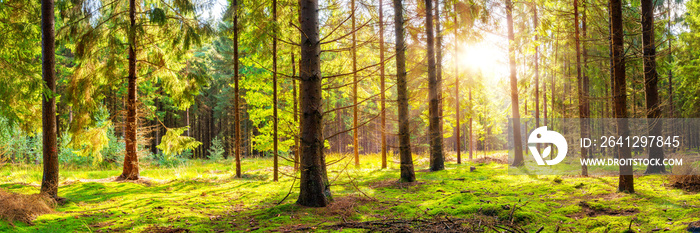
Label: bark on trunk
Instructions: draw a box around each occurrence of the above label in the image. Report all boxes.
[533,4,540,132]
[272,0,279,181]
[611,0,634,193]
[40,0,59,198]
[506,0,524,166]
[574,0,589,176]
[426,0,444,171]
[352,0,359,167]
[297,0,332,207]
[292,53,300,171]
[394,0,416,182]
[234,0,242,178]
[379,0,387,169]
[453,1,460,164]
[119,0,139,180]
[435,0,444,151]
[642,0,665,174]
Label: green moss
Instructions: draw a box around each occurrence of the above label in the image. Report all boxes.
[0,153,698,232]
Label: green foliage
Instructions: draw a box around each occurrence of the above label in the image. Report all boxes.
[58,131,92,167]
[157,127,202,157]
[67,106,114,165]
[0,117,41,164]
[152,150,190,168]
[207,136,226,161]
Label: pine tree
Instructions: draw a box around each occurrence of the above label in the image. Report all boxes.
[40,0,59,199]
[394,0,416,182]
[506,0,524,166]
[297,0,332,207]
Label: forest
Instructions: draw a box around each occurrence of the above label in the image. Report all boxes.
[1,0,700,231]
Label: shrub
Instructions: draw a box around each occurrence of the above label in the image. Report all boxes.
[207,136,225,161]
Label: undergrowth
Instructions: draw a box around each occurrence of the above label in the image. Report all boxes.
[0,152,697,232]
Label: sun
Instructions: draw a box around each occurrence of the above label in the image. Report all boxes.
[456,41,507,78]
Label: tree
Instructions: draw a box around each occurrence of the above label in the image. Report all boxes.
[40,0,59,199]
[394,0,416,182]
[453,0,460,164]
[272,0,279,182]
[426,0,444,172]
[292,53,299,171]
[574,0,589,176]
[642,0,665,174]
[506,0,524,166]
[379,0,388,169]
[532,2,540,136]
[233,0,242,178]
[435,0,444,158]
[297,0,332,207]
[119,0,139,180]
[352,0,360,167]
[611,0,634,193]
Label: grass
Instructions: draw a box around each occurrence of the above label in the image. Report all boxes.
[0,151,698,232]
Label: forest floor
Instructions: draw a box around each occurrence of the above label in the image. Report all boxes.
[0,151,698,232]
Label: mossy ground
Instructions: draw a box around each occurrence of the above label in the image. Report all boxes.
[0,152,698,232]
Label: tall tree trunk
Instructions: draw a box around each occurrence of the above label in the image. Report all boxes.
[506,0,524,166]
[611,0,634,193]
[469,87,473,160]
[352,0,360,167]
[642,0,665,173]
[379,0,387,169]
[272,0,279,181]
[234,0,242,178]
[667,0,674,151]
[394,0,416,182]
[582,0,591,157]
[574,0,589,176]
[120,0,139,180]
[453,0,460,164]
[426,0,444,171]
[533,3,540,131]
[40,0,59,198]
[297,0,331,207]
[435,0,444,151]
[292,53,299,171]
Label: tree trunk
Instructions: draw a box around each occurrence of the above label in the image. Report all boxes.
[574,0,589,176]
[379,0,387,169]
[426,0,444,171]
[352,0,360,167]
[435,0,444,154]
[234,0,242,178]
[533,3,540,131]
[469,88,473,160]
[453,0,460,164]
[272,0,279,181]
[506,0,524,166]
[119,0,139,181]
[40,0,59,199]
[611,0,634,193]
[292,53,300,171]
[297,0,331,207]
[667,0,674,151]
[394,0,416,182]
[642,0,665,174]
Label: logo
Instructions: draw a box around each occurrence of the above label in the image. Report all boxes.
[528,126,567,165]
